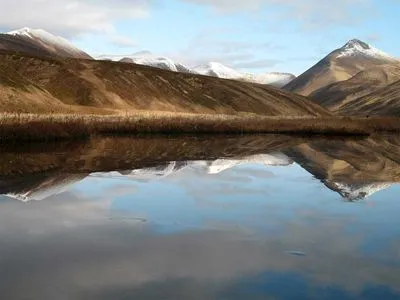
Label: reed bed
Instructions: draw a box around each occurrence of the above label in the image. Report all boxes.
[0,112,399,142]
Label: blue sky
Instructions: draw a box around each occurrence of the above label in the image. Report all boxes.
[0,0,399,74]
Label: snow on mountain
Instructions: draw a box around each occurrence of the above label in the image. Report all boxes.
[192,62,295,87]
[91,161,199,181]
[241,72,296,88]
[97,51,193,73]
[326,181,392,201]
[7,27,92,59]
[192,62,243,79]
[336,39,396,61]
[90,153,292,182]
[207,153,293,174]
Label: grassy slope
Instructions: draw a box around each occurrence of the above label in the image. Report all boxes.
[337,80,400,116]
[0,51,328,116]
[309,64,400,113]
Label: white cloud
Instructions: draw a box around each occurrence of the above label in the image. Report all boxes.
[180,0,370,27]
[0,0,150,37]
[167,33,282,71]
[108,35,139,48]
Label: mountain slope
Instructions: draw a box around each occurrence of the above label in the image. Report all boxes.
[1,27,91,59]
[309,63,400,111]
[284,39,398,96]
[0,51,328,116]
[337,80,400,116]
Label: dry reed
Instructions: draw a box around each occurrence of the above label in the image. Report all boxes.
[0,112,399,142]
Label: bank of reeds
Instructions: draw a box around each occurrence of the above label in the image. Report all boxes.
[0,112,399,142]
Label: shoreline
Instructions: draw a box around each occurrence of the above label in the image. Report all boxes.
[1,113,399,142]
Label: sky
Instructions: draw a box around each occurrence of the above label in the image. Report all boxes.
[0,0,399,75]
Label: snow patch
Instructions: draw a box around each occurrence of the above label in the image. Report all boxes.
[337,39,395,61]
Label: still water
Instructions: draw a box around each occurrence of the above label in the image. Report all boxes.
[0,135,399,300]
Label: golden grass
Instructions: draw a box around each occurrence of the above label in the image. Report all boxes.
[0,112,399,142]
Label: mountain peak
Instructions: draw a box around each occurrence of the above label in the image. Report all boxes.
[337,38,394,60]
[344,39,371,50]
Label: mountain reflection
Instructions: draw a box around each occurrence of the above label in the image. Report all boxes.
[1,134,399,201]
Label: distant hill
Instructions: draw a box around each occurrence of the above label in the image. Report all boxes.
[0,27,92,59]
[0,51,327,116]
[284,39,398,96]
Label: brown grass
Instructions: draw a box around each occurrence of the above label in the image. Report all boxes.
[0,112,399,142]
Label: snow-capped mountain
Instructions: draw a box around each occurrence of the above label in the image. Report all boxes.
[98,54,295,87]
[192,62,295,87]
[336,39,396,61]
[97,51,193,73]
[5,27,92,59]
[285,38,398,96]
[325,181,392,201]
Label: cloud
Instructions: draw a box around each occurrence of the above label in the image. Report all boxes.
[231,58,281,69]
[179,0,370,27]
[108,35,138,48]
[0,0,150,37]
[168,33,282,71]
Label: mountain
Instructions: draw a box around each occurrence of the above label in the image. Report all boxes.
[97,51,193,73]
[98,55,295,87]
[0,50,327,116]
[309,63,400,111]
[192,62,295,87]
[284,39,398,96]
[337,80,400,116]
[0,27,92,59]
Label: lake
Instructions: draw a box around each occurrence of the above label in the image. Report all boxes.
[0,134,399,300]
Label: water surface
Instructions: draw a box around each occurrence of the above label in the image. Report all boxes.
[0,135,399,300]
